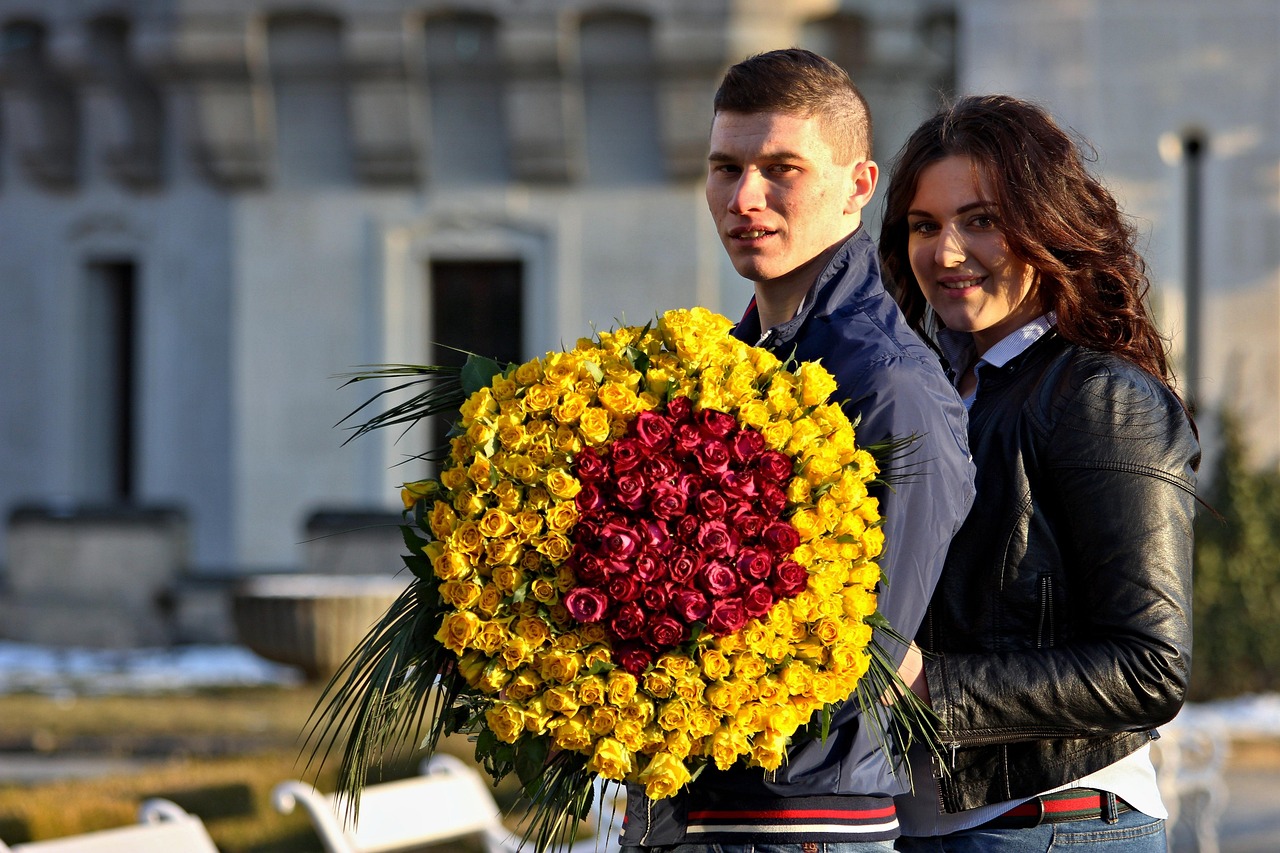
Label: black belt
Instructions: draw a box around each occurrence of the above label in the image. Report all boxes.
[978,788,1131,830]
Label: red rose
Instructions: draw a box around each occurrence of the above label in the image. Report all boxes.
[599,520,641,561]
[570,553,609,585]
[649,614,687,648]
[759,482,787,516]
[728,503,766,539]
[634,553,664,583]
[719,469,758,500]
[735,548,774,581]
[608,573,642,602]
[755,450,793,484]
[771,559,809,596]
[640,520,673,555]
[614,472,647,510]
[707,597,748,634]
[696,438,732,475]
[730,429,766,465]
[742,582,776,618]
[695,489,728,519]
[608,437,646,473]
[575,483,606,514]
[634,410,674,451]
[575,447,609,481]
[696,520,737,558]
[671,587,711,623]
[642,582,671,612]
[675,514,700,543]
[649,482,688,520]
[699,559,741,597]
[762,520,801,554]
[696,408,737,439]
[644,456,680,483]
[673,423,702,457]
[564,587,609,622]
[666,395,692,422]
[669,550,700,584]
[616,642,656,674]
[611,602,647,640]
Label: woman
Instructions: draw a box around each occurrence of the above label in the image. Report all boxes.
[878,94,1200,852]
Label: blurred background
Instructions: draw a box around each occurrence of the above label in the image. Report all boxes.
[0,0,1277,850]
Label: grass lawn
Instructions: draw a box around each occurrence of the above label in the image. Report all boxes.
[0,684,494,852]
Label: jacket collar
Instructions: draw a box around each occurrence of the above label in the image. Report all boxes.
[733,227,880,349]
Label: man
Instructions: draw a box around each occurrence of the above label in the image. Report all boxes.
[620,49,975,852]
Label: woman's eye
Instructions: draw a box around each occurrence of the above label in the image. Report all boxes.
[909,221,938,234]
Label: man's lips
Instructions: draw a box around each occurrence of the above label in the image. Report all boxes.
[728,225,775,241]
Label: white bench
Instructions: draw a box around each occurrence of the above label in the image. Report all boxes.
[0,799,219,853]
[274,753,624,853]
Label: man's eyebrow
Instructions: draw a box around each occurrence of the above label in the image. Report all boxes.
[707,149,811,164]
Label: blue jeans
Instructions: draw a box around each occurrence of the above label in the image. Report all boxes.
[893,807,1166,852]
[632,840,896,845]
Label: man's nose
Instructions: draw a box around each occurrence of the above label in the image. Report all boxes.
[729,168,766,213]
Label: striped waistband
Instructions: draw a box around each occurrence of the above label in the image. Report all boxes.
[684,795,899,842]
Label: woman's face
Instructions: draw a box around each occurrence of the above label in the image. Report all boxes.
[906,155,1041,355]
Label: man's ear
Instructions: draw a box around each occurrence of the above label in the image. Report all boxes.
[845,159,879,215]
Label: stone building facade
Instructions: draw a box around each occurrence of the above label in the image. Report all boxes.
[0,0,954,594]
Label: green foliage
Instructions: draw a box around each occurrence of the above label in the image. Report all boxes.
[1190,407,1280,700]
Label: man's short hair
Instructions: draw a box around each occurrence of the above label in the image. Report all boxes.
[713,48,873,164]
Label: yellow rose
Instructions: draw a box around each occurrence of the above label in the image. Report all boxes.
[476,584,503,617]
[639,752,691,800]
[477,508,514,539]
[543,685,581,715]
[543,352,579,388]
[440,579,482,610]
[529,577,558,604]
[478,664,512,694]
[643,670,674,699]
[606,670,638,706]
[440,466,469,491]
[536,533,574,563]
[521,384,558,414]
[589,737,634,780]
[657,699,691,732]
[400,479,440,509]
[750,729,791,771]
[614,719,645,752]
[699,649,731,682]
[491,563,524,595]
[491,375,517,401]
[514,615,552,647]
[664,730,694,761]
[473,620,510,654]
[621,696,656,725]
[544,469,581,501]
[436,611,480,654]
[544,502,578,534]
[577,675,607,706]
[459,387,498,422]
[589,705,620,736]
[539,650,583,684]
[428,501,458,538]
[761,419,794,452]
[553,392,589,425]
[552,712,594,752]
[578,408,612,445]
[500,635,534,671]
[433,549,472,582]
[710,724,750,770]
[513,359,544,386]
[505,668,543,701]
[484,537,522,567]
[704,681,740,713]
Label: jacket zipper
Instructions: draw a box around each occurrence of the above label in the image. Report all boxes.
[1036,574,1055,649]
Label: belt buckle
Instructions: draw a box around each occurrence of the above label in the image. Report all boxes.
[1030,795,1047,827]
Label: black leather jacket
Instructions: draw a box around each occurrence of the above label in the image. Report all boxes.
[918,331,1200,813]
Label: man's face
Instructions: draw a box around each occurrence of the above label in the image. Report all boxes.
[706,110,874,290]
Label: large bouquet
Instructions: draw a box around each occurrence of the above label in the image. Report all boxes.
[314,307,920,850]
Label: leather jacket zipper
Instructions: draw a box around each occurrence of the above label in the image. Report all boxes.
[1036,574,1055,649]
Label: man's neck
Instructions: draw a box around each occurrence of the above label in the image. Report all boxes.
[752,234,852,332]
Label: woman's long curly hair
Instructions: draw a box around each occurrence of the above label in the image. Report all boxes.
[880,94,1182,400]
